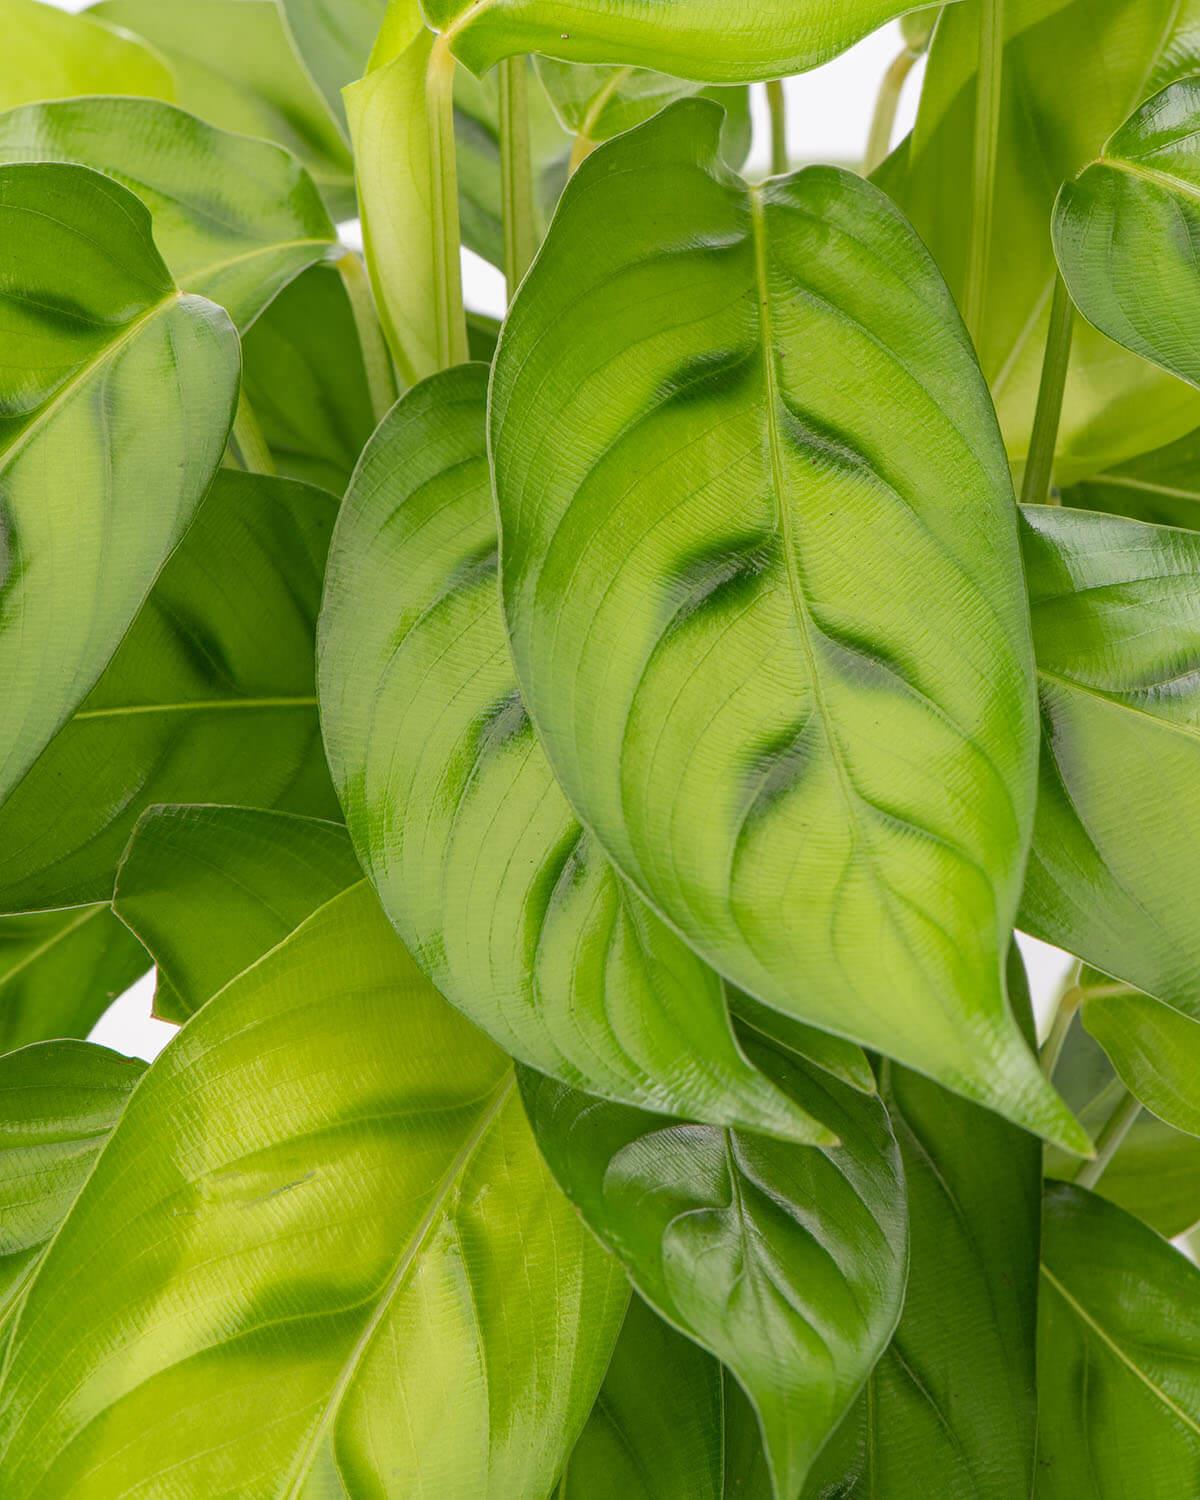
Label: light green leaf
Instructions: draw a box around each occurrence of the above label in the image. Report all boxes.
[1038,1184,1200,1499]
[492,100,1085,1151]
[279,0,387,129]
[1083,987,1200,1138]
[0,0,173,110]
[95,0,356,218]
[1019,505,1200,1022]
[893,0,1200,483]
[0,97,338,331]
[241,264,377,493]
[0,1041,144,1325]
[114,805,361,1022]
[521,1024,908,1500]
[0,909,147,1054]
[0,471,340,912]
[319,361,842,1140]
[556,1295,773,1499]
[802,947,1040,1498]
[0,877,627,1494]
[422,0,962,84]
[1055,78,1200,394]
[1063,426,1200,529]
[0,162,238,810]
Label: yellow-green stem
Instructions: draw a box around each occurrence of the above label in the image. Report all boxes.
[765,79,788,176]
[865,49,917,175]
[499,57,537,297]
[963,0,1004,340]
[231,389,275,475]
[428,35,469,371]
[1020,273,1076,506]
[336,250,398,421]
[1074,1089,1142,1190]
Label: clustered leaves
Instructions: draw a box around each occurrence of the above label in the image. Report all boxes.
[1,0,1198,1495]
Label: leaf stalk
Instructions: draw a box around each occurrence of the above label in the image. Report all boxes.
[1020,273,1076,506]
[499,57,538,296]
[335,250,399,422]
[963,0,1004,340]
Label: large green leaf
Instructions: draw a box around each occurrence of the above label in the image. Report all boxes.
[1019,505,1200,1021]
[556,1295,773,1499]
[522,1026,907,1500]
[241,264,376,493]
[0,1042,144,1326]
[1038,1184,1200,1498]
[0,910,146,1054]
[492,100,1084,1151]
[279,0,387,129]
[1055,78,1200,395]
[95,0,355,218]
[0,162,238,809]
[1083,987,1200,1138]
[1063,426,1200,529]
[0,471,340,912]
[0,97,337,332]
[0,877,627,1493]
[0,0,173,110]
[423,0,961,83]
[893,0,1200,482]
[319,361,846,1140]
[114,805,360,1022]
[802,948,1040,1498]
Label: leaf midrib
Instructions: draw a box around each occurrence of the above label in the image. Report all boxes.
[0,907,104,989]
[72,696,318,722]
[1094,152,1200,208]
[1038,667,1200,743]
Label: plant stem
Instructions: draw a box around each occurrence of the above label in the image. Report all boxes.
[427,34,469,372]
[1020,273,1075,506]
[499,56,537,297]
[765,80,788,176]
[962,0,1004,340]
[230,389,275,475]
[865,49,917,175]
[1074,1089,1142,1191]
[336,250,398,422]
[1040,971,1081,1080]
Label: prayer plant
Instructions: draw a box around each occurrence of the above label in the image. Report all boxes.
[1,0,1199,1493]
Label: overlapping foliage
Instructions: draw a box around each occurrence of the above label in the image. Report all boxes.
[0,0,1197,1494]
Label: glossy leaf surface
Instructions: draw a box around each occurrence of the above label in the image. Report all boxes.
[0,1042,144,1324]
[0,472,340,912]
[522,1025,907,1500]
[96,0,355,217]
[0,0,173,110]
[0,877,626,1495]
[556,1295,772,1499]
[1020,505,1200,1021]
[0,98,337,331]
[424,0,960,84]
[1038,1184,1200,1499]
[803,950,1040,1498]
[0,163,238,810]
[1083,987,1200,1138]
[0,909,146,1054]
[115,805,360,1022]
[493,100,1082,1150]
[1055,79,1200,394]
[241,265,376,493]
[1064,426,1200,529]
[319,362,836,1141]
[894,0,1200,481]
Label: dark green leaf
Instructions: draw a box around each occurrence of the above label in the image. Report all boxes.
[1063,426,1200,528]
[491,100,1085,1151]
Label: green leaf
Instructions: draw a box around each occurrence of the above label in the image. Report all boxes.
[1063,426,1200,529]
[0,97,337,332]
[423,0,961,84]
[240,264,377,493]
[893,0,1200,483]
[0,471,340,912]
[802,947,1040,1498]
[1055,79,1200,395]
[319,361,841,1141]
[0,909,147,1054]
[557,1295,772,1499]
[491,99,1085,1151]
[1082,987,1200,1138]
[0,0,173,110]
[0,877,627,1494]
[0,162,238,810]
[95,0,356,219]
[1019,505,1200,1022]
[279,0,387,129]
[114,805,361,1022]
[521,1025,908,1500]
[1047,1014,1200,1239]
[1038,1184,1200,1498]
[0,1041,144,1324]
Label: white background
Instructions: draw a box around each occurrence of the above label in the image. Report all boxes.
[40,1,1073,1058]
